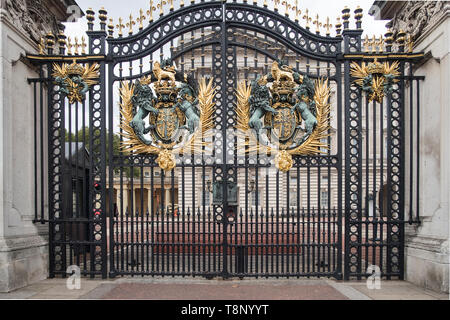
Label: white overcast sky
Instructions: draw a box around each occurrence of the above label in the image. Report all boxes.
[64,0,390,40]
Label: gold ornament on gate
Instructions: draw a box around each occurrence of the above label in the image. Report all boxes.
[119,59,216,171]
[275,151,294,172]
[52,61,100,104]
[156,149,176,172]
[235,60,331,173]
[350,58,400,103]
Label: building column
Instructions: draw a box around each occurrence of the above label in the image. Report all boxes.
[122,188,129,215]
[165,188,171,208]
[147,187,152,215]
[132,188,137,216]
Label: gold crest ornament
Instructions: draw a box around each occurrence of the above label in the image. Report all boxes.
[119,59,216,171]
[350,58,400,103]
[236,61,331,172]
[52,61,100,104]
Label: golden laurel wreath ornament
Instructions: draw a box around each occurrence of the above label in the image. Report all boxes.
[350,58,400,103]
[119,60,216,171]
[52,61,100,104]
[235,61,331,172]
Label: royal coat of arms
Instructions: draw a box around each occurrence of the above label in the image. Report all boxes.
[236,61,331,172]
[119,59,216,171]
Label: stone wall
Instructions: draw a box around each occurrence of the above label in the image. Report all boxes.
[371,0,450,294]
[0,0,80,292]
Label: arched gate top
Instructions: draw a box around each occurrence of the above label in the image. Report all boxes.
[107,1,343,63]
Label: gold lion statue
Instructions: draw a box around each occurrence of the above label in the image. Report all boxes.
[271,61,294,83]
[153,61,176,84]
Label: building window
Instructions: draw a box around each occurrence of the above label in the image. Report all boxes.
[203,191,211,206]
[251,190,260,207]
[144,171,150,177]
[289,191,298,207]
[320,190,329,208]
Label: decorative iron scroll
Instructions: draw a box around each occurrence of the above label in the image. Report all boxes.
[52,61,100,104]
[119,59,216,171]
[236,61,331,172]
[350,58,400,103]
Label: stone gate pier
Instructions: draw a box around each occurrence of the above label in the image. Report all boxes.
[0,0,80,293]
[371,0,450,293]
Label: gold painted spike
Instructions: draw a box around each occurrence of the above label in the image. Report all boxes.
[66,37,73,55]
[371,35,377,53]
[282,1,291,17]
[363,35,370,52]
[74,37,80,55]
[116,17,125,37]
[126,14,136,35]
[147,0,156,22]
[292,0,301,22]
[273,0,281,12]
[168,0,174,11]
[376,35,385,53]
[313,14,322,34]
[303,9,312,30]
[324,17,332,36]
[137,9,146,30]
[81,36,87,55]
[157,0,167,17]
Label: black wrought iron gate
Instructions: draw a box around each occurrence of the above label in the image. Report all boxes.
[28,1,424,280]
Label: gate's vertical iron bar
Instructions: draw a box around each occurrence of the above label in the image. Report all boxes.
[265,167,269,275]
[161,169,165,273]
[33,82,38,223]
[171,169,175,274]
[221,0,229,278]
[379,98,385,274]
[409,66,414,224]
[286,171,289,275]
[276,170,280,276]
[68,91,73,268]
[181,167,185,274]
[108,46,115,276]
[365,96,370,272]
[40,67,45,224]
[141,163,145,272]
[398,62,406,280]
[373,97,378,268]
[307,166,311,274]
[296,166,300,275]
[336,58,343,279]
[47,62,56,277]
[151,166,155,273]
[75,99,80,268]
[416,79,420,223]
[386,90,393,279]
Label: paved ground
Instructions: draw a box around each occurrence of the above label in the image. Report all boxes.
[0,278,447,300]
